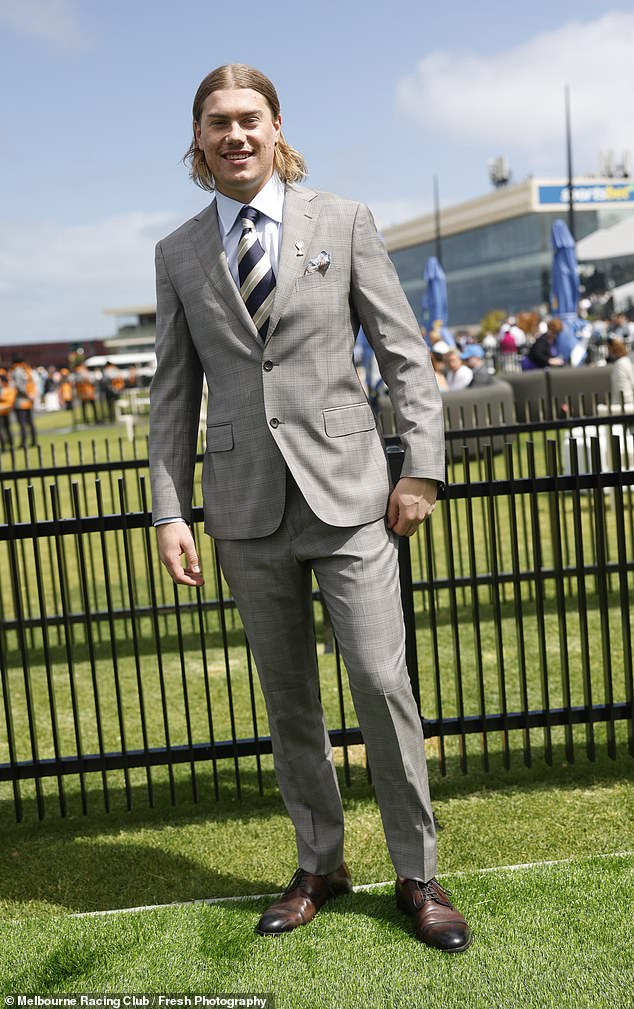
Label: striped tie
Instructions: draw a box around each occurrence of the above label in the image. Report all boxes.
[237,206,276,340]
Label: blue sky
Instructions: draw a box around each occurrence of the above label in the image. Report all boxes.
[1,0,633,345]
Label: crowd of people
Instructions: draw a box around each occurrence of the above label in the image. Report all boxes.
[0,358,138,452]
[422,311,634,401]
[353,310,634,411]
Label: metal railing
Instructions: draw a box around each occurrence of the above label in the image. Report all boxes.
[1,415,633,820]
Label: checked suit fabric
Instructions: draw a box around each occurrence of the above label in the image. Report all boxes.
[237,205,276,340]
[150,185,447,880]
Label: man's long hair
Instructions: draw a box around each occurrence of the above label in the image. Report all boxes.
[184,64,307,191]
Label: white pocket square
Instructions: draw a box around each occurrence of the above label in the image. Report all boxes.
[304,250,331,275]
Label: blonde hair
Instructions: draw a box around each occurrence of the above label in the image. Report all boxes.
[184,64,307,191]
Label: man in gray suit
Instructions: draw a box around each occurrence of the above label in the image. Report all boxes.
[149,64,471,952]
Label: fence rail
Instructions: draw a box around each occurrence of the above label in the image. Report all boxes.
[1,414,634,820]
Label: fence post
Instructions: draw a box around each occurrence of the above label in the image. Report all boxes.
[386,445,421,710]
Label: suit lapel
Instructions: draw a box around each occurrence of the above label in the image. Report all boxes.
[188,201,260,340]
[266,185,319,342]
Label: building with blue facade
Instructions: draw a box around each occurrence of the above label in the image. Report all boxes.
[382,177,634,327]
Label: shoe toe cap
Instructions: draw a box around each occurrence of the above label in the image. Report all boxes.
[256,911,296,934]
[421,922,472,951]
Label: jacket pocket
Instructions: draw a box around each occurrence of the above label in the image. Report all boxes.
[323,402,376,438]
[294,267,339,289]
[206,422,234,452]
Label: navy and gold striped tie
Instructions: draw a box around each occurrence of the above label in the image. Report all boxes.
[237,206,276,340]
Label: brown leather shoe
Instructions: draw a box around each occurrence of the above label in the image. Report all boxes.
[396,877,472,952]
[255,864,353,935]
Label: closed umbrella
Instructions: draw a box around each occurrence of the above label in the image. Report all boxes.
[422,256,451,345]
[551,219,582,363]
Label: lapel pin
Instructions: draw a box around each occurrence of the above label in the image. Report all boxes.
[295,241,305,256]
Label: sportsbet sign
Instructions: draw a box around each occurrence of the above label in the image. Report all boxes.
[538,183,634,206]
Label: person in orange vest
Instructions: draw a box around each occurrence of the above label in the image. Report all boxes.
[102,361,124,422]
[0,368,17,452]
[74,364,98,424]
[10,356,38,449]
[58,368,74,413]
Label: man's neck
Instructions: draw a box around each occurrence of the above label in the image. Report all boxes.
[216,170,276,205]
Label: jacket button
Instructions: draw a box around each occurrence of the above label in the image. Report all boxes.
[263,360,274,372]
[269,417,279,429]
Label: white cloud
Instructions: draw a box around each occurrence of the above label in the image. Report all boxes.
[0,211,179,343]
[397,12,634,173]
[0,0,92,51]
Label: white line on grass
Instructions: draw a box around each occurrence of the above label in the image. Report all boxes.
[69,849,634,919]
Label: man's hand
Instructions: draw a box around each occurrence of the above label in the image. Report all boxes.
[156,522,205,587]
[386,477,438,537]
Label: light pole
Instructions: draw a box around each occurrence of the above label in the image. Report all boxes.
[433,174,442,265]
[565,84,575,240]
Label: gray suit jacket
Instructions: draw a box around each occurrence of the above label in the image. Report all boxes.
[149,184,445,540]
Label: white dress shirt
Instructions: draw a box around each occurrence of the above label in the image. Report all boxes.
[214,172,285,285]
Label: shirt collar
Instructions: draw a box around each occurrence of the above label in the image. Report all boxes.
[215,173,285,237]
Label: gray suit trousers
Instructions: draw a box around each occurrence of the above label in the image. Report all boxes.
[215,470,437,882]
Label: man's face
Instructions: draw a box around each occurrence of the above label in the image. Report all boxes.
[445,351,461,372]
[195,88,281,203]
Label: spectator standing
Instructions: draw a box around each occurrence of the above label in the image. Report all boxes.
[102,362,123,422]
[58,368,74,413]
[10,357,38,449]
[499,326,517,354]
[74,365,99,424]
[498,317,524,349]
[42,368,61,412]
[0,369,16,452]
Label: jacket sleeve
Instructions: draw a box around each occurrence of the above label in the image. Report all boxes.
[149,241,204,524]
[349,203,446,484]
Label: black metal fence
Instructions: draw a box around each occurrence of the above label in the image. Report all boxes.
[1,414,633,821]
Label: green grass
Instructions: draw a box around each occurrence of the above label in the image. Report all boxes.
[2,408,634,1005]
[2,746,634,1009]
[5,855,632,1009]
[2,742,633,916]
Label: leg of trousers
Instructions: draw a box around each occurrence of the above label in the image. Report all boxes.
[215,472,437,882]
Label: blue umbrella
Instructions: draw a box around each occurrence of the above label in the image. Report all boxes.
[422,256,451,345]
[551,219,582,363]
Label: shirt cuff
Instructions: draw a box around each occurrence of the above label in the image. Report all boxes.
[153,516,187,527]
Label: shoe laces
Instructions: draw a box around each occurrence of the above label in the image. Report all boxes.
[284,867,338,898]
[415,878,452,904]
[284,868,307,893]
